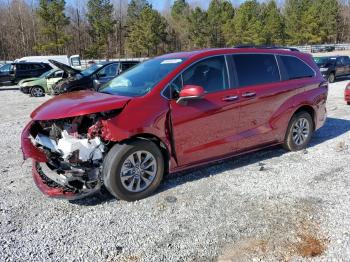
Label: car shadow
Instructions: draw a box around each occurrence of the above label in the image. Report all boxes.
[70,117,350,206]
[0,87,19,91]
[333,75,350,82]
[310,117,350,146]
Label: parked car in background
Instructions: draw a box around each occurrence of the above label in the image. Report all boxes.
[51,59,139,95]
[19,69,67,97]
[0,62,52,85]
[311,45,335,53]
[21,47,328,201]
[16,55,81,69]
[313,56,350,83]
[0,63,12,85]
[345,82,350,105]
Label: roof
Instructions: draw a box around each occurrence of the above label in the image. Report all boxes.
[12,61,49,64]
[158,47,302,60]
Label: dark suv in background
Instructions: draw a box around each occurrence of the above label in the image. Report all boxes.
[0,62,52,85]
[314,56,350,82]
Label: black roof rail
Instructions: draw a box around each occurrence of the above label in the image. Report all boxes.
[234,45,300,52]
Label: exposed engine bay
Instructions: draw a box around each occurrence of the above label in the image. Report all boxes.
[52,77,74,95]
[28,112,117,197]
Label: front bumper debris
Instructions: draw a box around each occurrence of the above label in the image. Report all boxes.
[21,119,106,199]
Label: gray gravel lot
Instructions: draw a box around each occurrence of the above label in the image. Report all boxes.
[1,79,350,262]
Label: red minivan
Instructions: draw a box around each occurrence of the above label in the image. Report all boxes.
[21,47,328,201]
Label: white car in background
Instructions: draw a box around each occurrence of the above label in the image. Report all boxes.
[15,55,81,70]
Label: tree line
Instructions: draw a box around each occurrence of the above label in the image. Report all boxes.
[1,0,350,60]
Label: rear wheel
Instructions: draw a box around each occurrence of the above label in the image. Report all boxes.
[283,111,314,151]
[30,86,45,97]
[328,72,335,83]
[103,139,164,201]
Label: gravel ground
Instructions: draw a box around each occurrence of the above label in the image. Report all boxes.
[1,79,350,262]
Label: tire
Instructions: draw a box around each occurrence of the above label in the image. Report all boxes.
[283,111,314,151]
[103,139,164,201]
[328,72,335,83]
[30,86,45,97]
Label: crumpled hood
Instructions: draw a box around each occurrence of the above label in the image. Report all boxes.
[31,90,131,120]
[49,59,81,76]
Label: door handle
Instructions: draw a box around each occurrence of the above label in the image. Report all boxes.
[222,95,239,102]
[241,92,256,98]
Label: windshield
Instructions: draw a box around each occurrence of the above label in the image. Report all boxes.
[313,57,335,66]
[80,63,104,76]
[40,69,56,78]
[100,58,186,97]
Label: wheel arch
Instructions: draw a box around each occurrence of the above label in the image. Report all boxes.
[118,133,171,174]
[292,104,316,131]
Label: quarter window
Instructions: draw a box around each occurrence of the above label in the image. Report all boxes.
[279,56,314,80]
[232,54,280,87]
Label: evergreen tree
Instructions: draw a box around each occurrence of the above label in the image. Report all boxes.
[207,0,234,47]
[187,7,210,48]
[224,0,264,46]
[127,0,151,27]
[300,0,321,44]
[284,0,305,45]
[86,0,115,58]
[170,0,190,50]
[36,0,70,54]
[317,0,340,43]
[126,6,167,56]
[261,0,285,45]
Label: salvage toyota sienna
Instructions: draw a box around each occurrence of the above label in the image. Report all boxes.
[21,47,328,201]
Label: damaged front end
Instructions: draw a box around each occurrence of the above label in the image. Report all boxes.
[22,113,115,199]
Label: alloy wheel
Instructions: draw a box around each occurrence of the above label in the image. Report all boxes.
[120,150,157,193]
[292,117,310,145]
[32,87,44,97]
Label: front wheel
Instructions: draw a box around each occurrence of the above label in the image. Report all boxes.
[30,86,45,97]
[103,139,164,201]
[283,111,314,151]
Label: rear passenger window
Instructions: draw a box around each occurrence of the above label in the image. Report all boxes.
[233,54,280,87]
[16,64,28,70]
[279,56,314,80]
[31,64,43,70]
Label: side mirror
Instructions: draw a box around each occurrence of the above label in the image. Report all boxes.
[9,70,14,75]
[93,79,101,90]
[177,85,205,104]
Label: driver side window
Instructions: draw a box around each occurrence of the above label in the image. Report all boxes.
[98,64,118,78]
[170,56,229,99]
